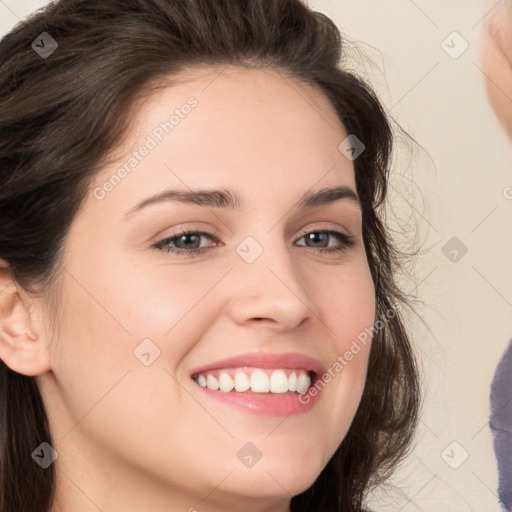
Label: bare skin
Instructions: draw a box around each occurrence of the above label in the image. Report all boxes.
[0,65,376,512]
[480,0,512,139]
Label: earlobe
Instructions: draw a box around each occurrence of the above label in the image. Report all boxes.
[0,267,52,376]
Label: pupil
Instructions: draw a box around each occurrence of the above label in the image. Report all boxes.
[179,234,199,248]
[309,233,326,247]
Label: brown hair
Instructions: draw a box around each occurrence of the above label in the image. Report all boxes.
[0,0,421,510]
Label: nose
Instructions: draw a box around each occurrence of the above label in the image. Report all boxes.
[225,236,315,332]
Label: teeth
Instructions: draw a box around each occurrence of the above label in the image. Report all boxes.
[206,375,219,390]
[251,369,269,392]
[269,370,289,393]
[194,368,312,394]
[234,371,251,392]
[296,372,310,393]
[288,372,297,392]
[218,372,234,392]
[197,374,207,388]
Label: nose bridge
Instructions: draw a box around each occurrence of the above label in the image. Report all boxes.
[226,228,314,327]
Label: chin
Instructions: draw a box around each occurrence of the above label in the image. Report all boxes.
[223,453,326,499]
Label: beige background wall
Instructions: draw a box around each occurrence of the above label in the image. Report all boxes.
[1,0,511,510]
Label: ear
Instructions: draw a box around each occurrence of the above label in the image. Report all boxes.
[0,259,52,376]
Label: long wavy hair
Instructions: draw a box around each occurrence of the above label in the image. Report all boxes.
[0,0,421,510]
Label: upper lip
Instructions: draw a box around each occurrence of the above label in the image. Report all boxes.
[189,351,325,379]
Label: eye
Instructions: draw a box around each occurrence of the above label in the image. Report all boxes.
[152,228,356,256]
[152,229,219,255]
[295,229,356,253]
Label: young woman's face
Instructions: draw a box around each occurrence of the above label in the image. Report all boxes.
[38,65,376,511]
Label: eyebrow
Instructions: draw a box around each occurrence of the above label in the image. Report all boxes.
[122,185,360,220]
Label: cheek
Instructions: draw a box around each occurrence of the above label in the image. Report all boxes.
[47,262,218,475]
[62,252,225,347]
[104,253,230,338]
[48,272,141,428]
[311,261,375,411]
[48,257,229,427]
[317,261,376,353]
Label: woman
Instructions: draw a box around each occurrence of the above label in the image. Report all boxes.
[0,0,421,511]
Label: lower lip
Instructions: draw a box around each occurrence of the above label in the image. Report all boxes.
[191,380,322,416]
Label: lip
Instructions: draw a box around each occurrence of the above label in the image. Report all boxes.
[189,351,325,417]
[189,351,325,378]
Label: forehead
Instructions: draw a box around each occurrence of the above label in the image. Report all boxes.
[90,64,356,209]
[134,63,345,129]
[115,64,347,153]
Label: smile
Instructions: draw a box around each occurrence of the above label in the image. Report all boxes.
[192,367,313,394]
[189,351,325,416]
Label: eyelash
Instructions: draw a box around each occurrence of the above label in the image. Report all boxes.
[152,228,356,256]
